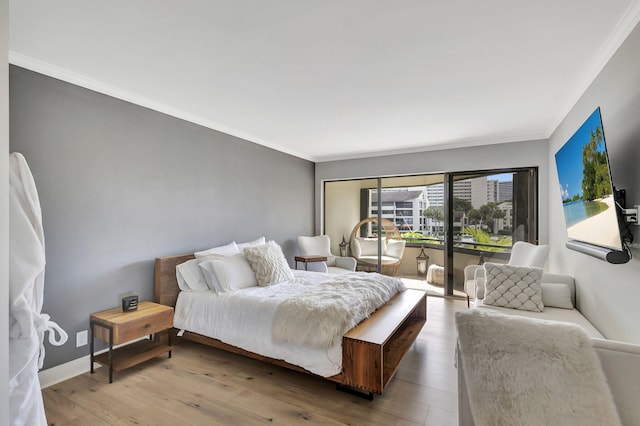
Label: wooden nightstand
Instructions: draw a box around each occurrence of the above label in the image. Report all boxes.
[90,301,173,383]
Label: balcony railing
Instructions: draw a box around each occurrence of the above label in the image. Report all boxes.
[401,236,512,254]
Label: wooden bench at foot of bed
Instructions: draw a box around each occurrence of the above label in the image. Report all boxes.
[154,254,427,396]
[336,288,426,394]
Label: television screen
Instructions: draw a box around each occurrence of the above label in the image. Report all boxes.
[554,107,623,251]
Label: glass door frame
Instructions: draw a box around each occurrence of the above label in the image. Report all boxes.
[322,166,539,297]
[444,167,539,296]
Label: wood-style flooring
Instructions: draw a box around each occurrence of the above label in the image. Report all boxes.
[43,296,467,425]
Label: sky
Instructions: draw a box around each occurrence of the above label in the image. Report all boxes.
[490,173,513,182]
[554,107,609,201]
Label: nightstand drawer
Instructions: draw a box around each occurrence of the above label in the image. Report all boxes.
[112,309,173,343]
[92,302,174,344]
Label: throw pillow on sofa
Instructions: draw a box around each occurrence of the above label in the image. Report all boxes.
[541,282,573,309]
[483,263,544,312]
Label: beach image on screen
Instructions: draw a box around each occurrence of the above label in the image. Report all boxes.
[554,108,622,250]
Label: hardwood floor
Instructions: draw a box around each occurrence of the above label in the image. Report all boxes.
[43,296,467,425]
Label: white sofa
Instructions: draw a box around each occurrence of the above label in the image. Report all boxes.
[458,273,640,426]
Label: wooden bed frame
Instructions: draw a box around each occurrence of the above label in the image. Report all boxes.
[154,253,427,396]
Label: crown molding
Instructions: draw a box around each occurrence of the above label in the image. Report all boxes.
[8,52,313,162]
[556,0,640,127]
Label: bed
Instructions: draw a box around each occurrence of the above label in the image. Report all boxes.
[154,250,427,397]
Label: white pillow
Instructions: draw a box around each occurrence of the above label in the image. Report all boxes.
[483,263,544,312]
[176,259,209,291]
[194,241,240,258]
[385,239,405,259]
[244,241,294,286]
[356,237,385,257]
[237,236,266,251]
[207,254,257,292]
[541,283,574,309]
[193,243,240,292]
[197,259,225,293]
[350,239,362,259]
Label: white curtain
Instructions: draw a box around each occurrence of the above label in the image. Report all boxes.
[9,153,67,426]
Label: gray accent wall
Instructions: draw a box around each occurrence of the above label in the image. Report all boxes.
[547,22,640,344]
[9,66,315,369]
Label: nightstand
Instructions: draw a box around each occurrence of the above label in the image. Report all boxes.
[90,301,173,383]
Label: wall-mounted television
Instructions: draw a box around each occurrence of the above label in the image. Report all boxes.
[554,107,627,260]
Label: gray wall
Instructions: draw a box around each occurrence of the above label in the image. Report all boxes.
[9,66,315,369]
[315,140,549,241]
[1,0,10,421]
[547,22,640,343]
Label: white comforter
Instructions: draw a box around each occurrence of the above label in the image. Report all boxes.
[174,270,403,377]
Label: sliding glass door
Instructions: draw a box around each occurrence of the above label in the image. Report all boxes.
[324,175,445,276]
[323,167,538,297]
[447,168,538,296]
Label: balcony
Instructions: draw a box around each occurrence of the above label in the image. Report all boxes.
[390,238,511,298]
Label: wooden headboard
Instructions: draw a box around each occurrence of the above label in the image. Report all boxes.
[154,253,195,307]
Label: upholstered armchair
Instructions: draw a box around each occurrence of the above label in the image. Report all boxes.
[297,235,357,274]
[463,241,550,306]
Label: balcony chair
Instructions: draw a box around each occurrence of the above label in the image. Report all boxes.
[296,235,357,274]
[463,241,550,307]
[348,217,406,276]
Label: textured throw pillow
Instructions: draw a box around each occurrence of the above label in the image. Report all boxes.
[202,254,257,292]
[176,259,209,291]
[541,283,574,309]
[244,241,294,286]
[483,263,544,312]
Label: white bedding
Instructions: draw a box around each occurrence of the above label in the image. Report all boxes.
[173,270,399,377]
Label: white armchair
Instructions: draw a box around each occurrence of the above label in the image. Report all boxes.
[463,241,550,306]
[297,235,357,274]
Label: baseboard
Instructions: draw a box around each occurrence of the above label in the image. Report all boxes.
[38,355,97,389]
[38,337,147,389]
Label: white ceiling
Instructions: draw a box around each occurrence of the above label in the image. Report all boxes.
[9,1,640,162]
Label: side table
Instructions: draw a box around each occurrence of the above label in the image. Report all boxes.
[90,301,173,383]
[294,255,328,270]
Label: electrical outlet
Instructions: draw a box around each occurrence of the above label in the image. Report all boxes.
[76,330,88,347]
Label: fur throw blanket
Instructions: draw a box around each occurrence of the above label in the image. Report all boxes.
[455,309,620,426]
[273,273,405,349]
